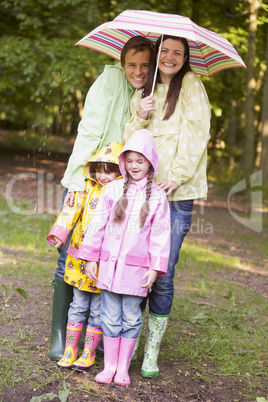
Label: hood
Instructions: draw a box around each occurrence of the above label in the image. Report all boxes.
[119,129,159,178]
[83,142,123,180]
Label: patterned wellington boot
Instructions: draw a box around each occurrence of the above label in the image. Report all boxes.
[57,322,83,369]
[114,337,137,386]
[95,336,120,384]
[72,326,103,371]
[141,313,169,378]
[130,310,145,366]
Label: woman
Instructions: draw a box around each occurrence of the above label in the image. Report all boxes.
[123,35,211,378]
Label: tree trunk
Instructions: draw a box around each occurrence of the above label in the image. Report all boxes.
[260,23,268,182]
[244,0,262,175]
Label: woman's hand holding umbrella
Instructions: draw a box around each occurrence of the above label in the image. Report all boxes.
[137,95,155,120]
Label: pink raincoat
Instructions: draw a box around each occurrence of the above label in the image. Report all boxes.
[78,129,171,297]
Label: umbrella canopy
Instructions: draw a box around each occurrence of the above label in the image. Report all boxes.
[76,9,246,77]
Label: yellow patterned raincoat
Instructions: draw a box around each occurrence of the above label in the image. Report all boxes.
[47,142,123,292]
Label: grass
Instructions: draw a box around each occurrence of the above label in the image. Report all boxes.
[0,194,268,400]
[163,239,268,394]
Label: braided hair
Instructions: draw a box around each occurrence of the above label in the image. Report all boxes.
[139,165,154,227]
[113,172,132,224]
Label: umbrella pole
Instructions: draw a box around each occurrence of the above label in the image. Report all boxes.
[150,35,163,96]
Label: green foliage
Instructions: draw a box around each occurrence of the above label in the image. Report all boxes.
[29,381,70,402]
[1,282,28,308]
[0,0,267,173]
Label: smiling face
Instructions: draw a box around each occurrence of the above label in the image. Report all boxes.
[125,151,151,182]
[123,49,151,89]
[95,167,119,186]
[158,38,187,84]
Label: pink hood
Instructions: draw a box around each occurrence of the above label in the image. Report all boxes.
[119,129,159,178]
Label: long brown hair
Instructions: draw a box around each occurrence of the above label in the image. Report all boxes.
[113,165,154,228]
[143,35,191,120]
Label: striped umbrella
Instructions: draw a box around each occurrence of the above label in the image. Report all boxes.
[76,9,246,77]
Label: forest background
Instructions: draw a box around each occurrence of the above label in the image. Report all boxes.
[0,0,268,184]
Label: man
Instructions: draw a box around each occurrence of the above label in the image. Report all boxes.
[49,36,153,361]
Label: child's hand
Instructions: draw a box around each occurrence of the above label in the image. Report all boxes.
[85,261,98,282]
[52,236,63,248]
[141,270,158,289]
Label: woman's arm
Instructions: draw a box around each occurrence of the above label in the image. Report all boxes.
[148,192,171,276]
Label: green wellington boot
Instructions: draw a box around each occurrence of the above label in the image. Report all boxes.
[141,313,169,378]
[48,276,73,361]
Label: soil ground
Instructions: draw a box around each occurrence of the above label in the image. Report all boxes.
[0,144,267,401]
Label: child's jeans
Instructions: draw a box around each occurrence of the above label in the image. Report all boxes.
[100,290,142,339]
[68,287,101,327]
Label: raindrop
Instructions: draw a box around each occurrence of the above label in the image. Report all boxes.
[43,142,46,146]
[27,154,30,158]
[48,152,51,156]
[47,173,54,180]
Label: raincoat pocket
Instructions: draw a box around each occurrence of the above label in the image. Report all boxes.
[100,250,110,261]
[125,255,149,267]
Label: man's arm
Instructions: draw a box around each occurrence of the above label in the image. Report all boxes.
[61,66,126,192]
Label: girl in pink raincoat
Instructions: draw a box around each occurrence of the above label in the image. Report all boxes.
[77,129,171,386]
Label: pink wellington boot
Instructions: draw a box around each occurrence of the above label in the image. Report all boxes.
[72,326,103,371]
[57,322,83,369]
[95,336,120,384]
[114,337,137,386]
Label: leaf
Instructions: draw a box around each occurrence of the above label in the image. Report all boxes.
[30,393,57,401]
[1,284,7,296]
[190,312,219,326]
[58,389,70,402]
[58,380,70,402]
[224,290,233,299]
[15,288,28,298]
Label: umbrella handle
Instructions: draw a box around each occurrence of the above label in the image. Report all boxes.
[150,35,163,96]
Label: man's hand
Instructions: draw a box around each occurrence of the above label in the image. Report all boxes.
[141,270,158,289]
[63,191,75,207]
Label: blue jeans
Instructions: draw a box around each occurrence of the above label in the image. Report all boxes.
[54,188,74,279]
[141,200,194,315]
[68,287,101,327]
[100,290,143,339]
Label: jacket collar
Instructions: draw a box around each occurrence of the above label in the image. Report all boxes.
[129,175,148,189]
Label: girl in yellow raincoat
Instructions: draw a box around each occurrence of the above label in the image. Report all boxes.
[47,142,123,370]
